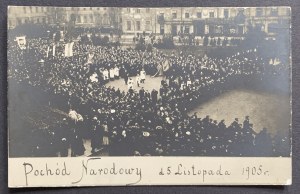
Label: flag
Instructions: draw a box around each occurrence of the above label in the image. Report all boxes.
[204,25,209,34]
[15,36,26,50]
[162,59,170,72]
[46,46,50,58]
[52,45,56,56]
[86,52,94,64]
[69,42,74,56]
[60,31,64,41]
[64,42,74,57]
[152,63,163,77]
[68,110,83,122]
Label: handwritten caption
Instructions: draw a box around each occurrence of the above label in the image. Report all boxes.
[21,158,272,186]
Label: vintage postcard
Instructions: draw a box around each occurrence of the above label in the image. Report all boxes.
[7,6,292,187]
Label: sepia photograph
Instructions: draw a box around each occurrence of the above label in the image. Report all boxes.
[7,6,292,186]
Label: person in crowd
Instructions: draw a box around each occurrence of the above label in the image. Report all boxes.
[140,68,146,83]
[136,74,141,87]
[128,77,134,89]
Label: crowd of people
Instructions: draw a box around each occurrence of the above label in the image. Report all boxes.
[8,35,290,157]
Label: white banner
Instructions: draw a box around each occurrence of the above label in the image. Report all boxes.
[16,36,26,50]
[64,42,74,57]
[52,45,56,56]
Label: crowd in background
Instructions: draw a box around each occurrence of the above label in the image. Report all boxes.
[8,36,290,157]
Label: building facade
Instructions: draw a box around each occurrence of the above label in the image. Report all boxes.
[8,6,121,30]
[120,7,290,36]
[245,7,290,35]
[8,6,53,29]
[121,7,247,36]
[8,6,290,36]
[63,7,120,29]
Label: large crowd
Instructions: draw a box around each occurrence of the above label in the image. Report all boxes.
[8,35,290,157]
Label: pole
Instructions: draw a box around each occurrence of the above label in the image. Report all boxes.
[155,9,157,35]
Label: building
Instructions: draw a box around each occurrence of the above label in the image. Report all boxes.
[121,7,246,36]
[120,7,290,36]
[8,6,290,37]
[8,6,121,30]
[8,6,54,29]
[245,7,290,36]
[63,7,121,29]
[120,8,155,34]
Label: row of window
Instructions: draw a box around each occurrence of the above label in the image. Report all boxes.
[8,17,48,27]
[125,8,280,18]
[126,20,151,31]
[126,8,150,13]
[19,7,110,14]
[71,7,107,11]
[75,14,109,25]
[17,7,281,18]
[22,7,50,14]
[256,7,279,17]
[168,11,217,19]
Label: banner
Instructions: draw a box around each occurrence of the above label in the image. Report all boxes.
[86,52,94,64]
[16,36,26,50]
[52,45,56,56]
[204,25,209,34]
[162,59,170,72]
[64,42,74,57]
[46,46,50,58]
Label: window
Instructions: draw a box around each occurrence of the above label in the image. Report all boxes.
[127,21,131,31]
[84,15,87,23]
[77,16,81,23]
[37,18,40,23]
[42,18,46,23]
[23,7,26,14]
[256,8,263,17]
[127,8,130,13]
[224,9,229,18]
[103,14,109,25]
[136,21,141,31]
[270,7,278,16]
[209,11,214,18]
[97,8,100,10]
[90,15,93,22]
[145,21,151,31]
[184,25,190,34]
[146,8,150,13]
[158,13,164,23]
[136,8,140,13]
[172,12,177,19]
[185,12,190,18]
[286,8,291,16]
[160,24,164,35]
[36,7,38,12]
[196,12,202,18]
[90,7,92,10]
